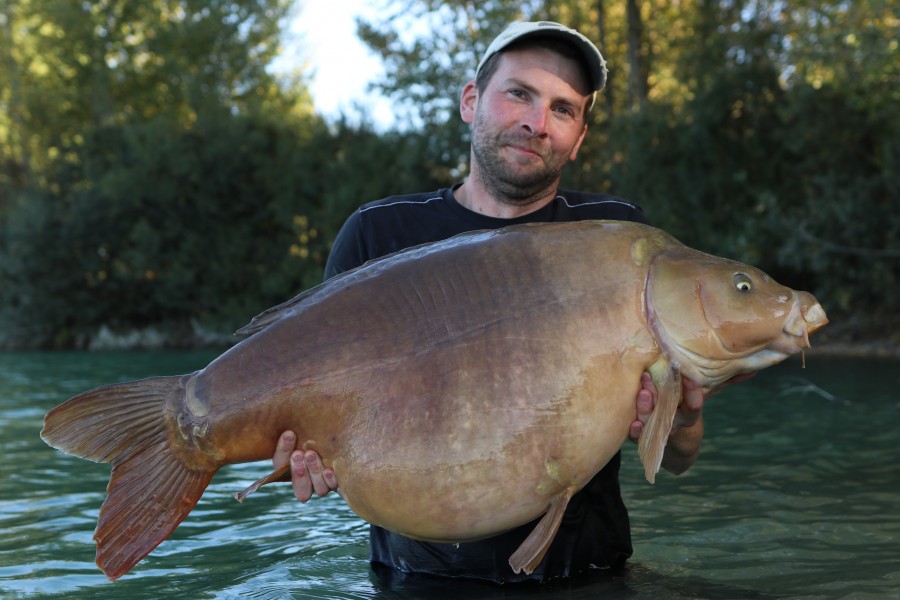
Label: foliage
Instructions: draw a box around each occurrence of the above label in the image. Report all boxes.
[356,0,899,340]
[1,0,897,347]
[594,0,900,337]
[1,0,298,188]
[0,0,442,348]
[1,110,445,347]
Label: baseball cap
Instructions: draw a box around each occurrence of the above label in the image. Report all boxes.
[476,21,608,101]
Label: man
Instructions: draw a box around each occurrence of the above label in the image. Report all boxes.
[272,21,725,583]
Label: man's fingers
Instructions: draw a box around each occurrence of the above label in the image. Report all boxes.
[274,431,339,502]
[681,378,705,413]
[273,430,297,468]
[629,420,644,443]
[290,450,339,502]
[322,467,339,491]
[270,431,298,483]
[306,451,339,495]
[630,372,657,444]
[291,451,314,502]
[303,450,333,497]
[636,387,654,420]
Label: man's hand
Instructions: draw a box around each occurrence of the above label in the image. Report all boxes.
[272,430,339,503]
[629,371,757,474]
[629,372,658,444]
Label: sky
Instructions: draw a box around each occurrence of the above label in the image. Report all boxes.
[273,1,396,128]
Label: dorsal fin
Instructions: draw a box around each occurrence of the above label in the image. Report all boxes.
[234,285,324,336]
[234,233,488,337]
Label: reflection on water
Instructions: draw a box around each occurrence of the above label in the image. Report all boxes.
[1,351,898,599]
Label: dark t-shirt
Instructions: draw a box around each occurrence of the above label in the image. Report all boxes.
[324,185,649,583]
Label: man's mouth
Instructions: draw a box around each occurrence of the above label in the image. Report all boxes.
[506,143,543,160]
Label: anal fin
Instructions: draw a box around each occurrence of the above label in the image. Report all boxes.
[234,464,291,503]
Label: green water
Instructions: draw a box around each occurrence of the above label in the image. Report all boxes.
[1,351,898,599]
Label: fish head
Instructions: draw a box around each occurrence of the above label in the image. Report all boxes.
[647,249,828,387]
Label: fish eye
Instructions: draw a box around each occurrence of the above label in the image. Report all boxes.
[734,273,752,292]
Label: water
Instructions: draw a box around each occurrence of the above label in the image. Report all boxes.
[1,351,898,599]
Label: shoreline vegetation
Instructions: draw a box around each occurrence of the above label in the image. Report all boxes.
[3,4,896,363]
[806,320,900,359]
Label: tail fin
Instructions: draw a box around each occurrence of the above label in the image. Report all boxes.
[41,376,216,581]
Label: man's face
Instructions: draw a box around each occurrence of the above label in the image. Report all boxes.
[464,47,591,204]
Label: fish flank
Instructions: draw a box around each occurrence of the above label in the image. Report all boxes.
[38,220,828,579]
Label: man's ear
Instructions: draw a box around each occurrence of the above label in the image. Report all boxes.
[569,123,588,161]
[460,81,478,124]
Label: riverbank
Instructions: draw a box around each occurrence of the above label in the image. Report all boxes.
[811,341,900,359]
[808,319,900,359]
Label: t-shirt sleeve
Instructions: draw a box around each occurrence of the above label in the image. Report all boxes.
[324,210,368,280]
[631,204,651,226]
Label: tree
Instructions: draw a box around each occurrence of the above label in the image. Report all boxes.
[0,0,319,347]
[355,0,899,337]
[2,0,896,346]
[624,0,648,110]
[0,0,300,188]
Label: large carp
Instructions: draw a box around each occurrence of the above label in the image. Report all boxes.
[42,220,827,581]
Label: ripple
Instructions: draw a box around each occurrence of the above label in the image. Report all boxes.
[3,354,899,599]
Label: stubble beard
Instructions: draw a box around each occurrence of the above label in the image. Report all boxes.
[470,110,571,208]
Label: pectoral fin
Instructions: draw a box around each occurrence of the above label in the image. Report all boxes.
[508,487,574,575]
[638,358,682,484]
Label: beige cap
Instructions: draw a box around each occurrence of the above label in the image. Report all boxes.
[476,21,608,97]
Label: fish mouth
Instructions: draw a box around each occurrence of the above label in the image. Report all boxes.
[773,295,829,354]
[667,294,829,386]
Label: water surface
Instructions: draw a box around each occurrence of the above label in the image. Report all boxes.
[1,351,897,599]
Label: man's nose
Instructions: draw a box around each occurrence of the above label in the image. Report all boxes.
[522,105,549,137]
